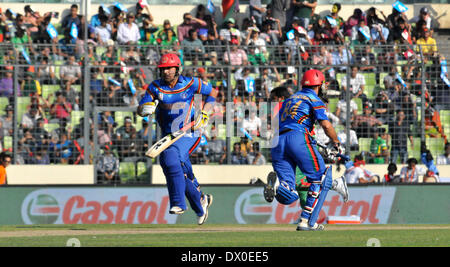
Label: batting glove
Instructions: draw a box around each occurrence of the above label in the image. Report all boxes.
[327,142,343,162]
[193,110,209,131]
[140,100,158,116]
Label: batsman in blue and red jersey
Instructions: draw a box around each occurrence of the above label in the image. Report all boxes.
[137,53,217,225]
[264,69,348,231]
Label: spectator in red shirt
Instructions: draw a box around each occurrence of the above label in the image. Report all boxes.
[50,92,72,120]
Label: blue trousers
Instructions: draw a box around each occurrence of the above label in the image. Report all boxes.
[159,133,204,216]
[271,130,326,210]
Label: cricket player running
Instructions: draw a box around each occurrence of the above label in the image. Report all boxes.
[264,69,349,231]
[137,53,217,225]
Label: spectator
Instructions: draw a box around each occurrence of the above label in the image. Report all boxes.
[203,29,223,56]
[291,0,317,29]
[231,142,248,164]
[344,8,365,37]
[0,152,11,186]
[332,45,353,73]
[50,92,72,121]
[135,3,155,36]
[352,102,383,138]
[156,20,178,52]
[410,7,436,34]
[340,65,366,102]
[389,110,414,164]
[0,68,18,97]
[21,70,39,96]
[1,105,13,136]
[219,18,241,43]
[355,45,377,73]
[312,46,334,76]
[329,3,344,29]
[336,127,359,152]
[182,28,205,61]
[283,24,311,65]
[399,158,426,183]
[37,57,56,85]
[177,12,206,42]
[243,110,262,137]
[207,130,227,164]
[90,5,110,28]
[368,127,389,164]
[21,104,42,130]
[19,128,37,157]
[114,116,138,160]
[224,38,248,66]
[30,146,50,164]
[261,66,281,98]
[351,19,370,45]
[384,163,400,183]
[51,131,73,164]
[100,40,117,67]
[373,90,394,124]
[344,154,378,184]
[95,15,113,45]
[416,28,438,62]
[99,76,123,107]
[116,12,140,45]
[121,43,140,64]
[436,142,450,165]
[250,0,266,27]
[59,55,82,86]
[61,4,82,34]
[245,27,267,55]
[268,0,289,30]
[389,16,411,44]
[246,142,266,165]
[260,19,282,45]
[424,105,447,143]
[335,92,358,126]
[96,144,120,184]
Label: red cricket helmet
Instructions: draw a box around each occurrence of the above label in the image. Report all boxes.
[157,53,181,68]
[301,69,325,87]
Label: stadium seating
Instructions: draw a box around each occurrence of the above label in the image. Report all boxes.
[358,137,372,153]
[0,97,9,116]
[119,162,136,184]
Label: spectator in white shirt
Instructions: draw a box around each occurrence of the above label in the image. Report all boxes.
[95,15,113,45]
[436,143,450,165]
[340,65,366,99]
[243,110,262,137]
[345,154,379,184]
[117,12,140,44]
[400,158,426,183]
[335,93,358,126]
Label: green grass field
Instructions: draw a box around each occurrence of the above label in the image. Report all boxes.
[0,224,449,247]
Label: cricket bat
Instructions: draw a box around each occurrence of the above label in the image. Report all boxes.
[145,120,196,158]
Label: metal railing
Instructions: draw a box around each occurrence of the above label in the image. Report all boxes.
[0,42,448,184]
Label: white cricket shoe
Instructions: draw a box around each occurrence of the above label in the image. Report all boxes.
[296,218,325,231]
[198,194,213,225]
[169,206,185,215]
[332,176,349,203]
[263,171,279,203]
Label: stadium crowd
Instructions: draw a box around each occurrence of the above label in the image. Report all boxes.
[0,1,449,184]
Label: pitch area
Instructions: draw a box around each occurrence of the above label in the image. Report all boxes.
[0,224,448,247]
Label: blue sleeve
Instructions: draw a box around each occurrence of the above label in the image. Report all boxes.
[194,78,215,104]
[139,83,155,105]
[312,99,329,121]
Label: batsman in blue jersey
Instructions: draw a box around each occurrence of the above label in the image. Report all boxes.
[264,69,347,231]
[137,53,217,225]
